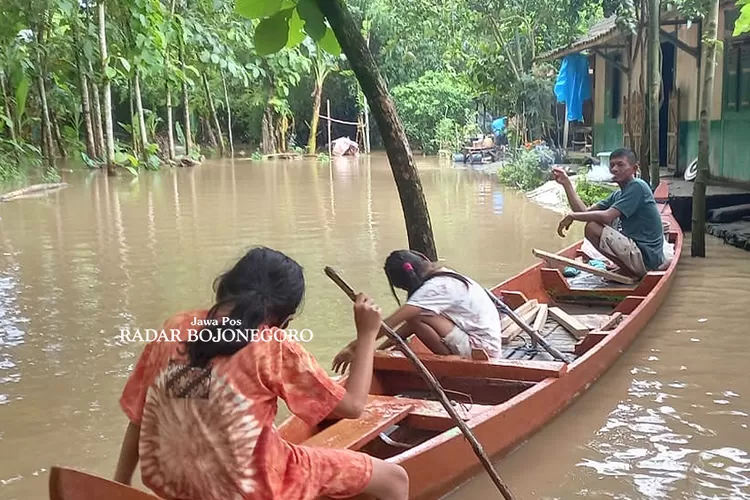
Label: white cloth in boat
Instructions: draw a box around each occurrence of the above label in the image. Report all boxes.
[406,271,503,359]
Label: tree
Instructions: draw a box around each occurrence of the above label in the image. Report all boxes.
[691,0,721,257]
[235,0,438,259]
[304,40,341,154]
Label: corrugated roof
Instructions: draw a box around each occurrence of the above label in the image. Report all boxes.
[536,16,622,62]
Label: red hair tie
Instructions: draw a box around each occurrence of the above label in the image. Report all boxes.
[403,263,414,272]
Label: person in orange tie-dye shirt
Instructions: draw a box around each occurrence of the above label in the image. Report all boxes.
[113,246,408,500]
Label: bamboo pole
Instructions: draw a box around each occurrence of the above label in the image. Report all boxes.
[325,267,516,500]
[647,0,661,189]
[327,99,332,158]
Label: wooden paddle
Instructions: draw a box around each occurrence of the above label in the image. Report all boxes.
[324,266,516,500]
[484,291,571,364]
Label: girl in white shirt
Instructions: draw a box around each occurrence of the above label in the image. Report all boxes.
[332,250,502,374]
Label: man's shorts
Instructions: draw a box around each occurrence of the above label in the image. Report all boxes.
[598,225,648,278]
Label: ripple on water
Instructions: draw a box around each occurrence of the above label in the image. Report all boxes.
[0,269,27,407]
[576,373,750,499]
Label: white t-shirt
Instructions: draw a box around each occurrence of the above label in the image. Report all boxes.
[406,270,503,359]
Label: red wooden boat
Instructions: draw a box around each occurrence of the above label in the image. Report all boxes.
[47,187,680,500]
[278,192,682,500]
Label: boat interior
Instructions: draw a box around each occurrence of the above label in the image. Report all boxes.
[281,227,682,465]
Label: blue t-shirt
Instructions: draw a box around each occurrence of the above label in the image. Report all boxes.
[491,117,507,137]
[596,178,664,270]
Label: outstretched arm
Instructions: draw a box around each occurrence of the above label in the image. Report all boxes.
[552,167,601,212]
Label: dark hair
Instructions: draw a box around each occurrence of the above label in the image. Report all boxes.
[383,249,469,305]
[186,246,305,368]
[610,147,638,166]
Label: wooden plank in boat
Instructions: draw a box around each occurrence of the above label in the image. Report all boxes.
[574,331,609,356]
[302,397,414,450]
[532,304,548,332]
[598,312,624,331]
[405,399,496,432]
[532,248,635,285]
[501,303,541,343]
[373,351,567,381]
[500,299,538,330]
[49,466,161,500]
[548,307,590,339]
[614,296,643,314]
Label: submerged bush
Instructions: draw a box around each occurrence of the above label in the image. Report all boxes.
[497,145,555,191]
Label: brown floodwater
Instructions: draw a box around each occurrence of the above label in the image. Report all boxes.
[0,154,747,500]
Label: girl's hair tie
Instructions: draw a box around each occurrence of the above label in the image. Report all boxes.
[403,262,414,272]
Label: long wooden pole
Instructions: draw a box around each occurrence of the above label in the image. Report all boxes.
[324,267,516,500]
[647,0,661,190]
[327,99,333,158]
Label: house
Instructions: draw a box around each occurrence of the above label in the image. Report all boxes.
[537,2,750,184]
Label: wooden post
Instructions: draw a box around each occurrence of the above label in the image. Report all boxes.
[562,105,570,150]
[691,0,720,257]
[327,99,332,158]
[647,0,661,190]
[364,96,371,154]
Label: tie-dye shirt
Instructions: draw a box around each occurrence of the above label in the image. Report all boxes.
[120,309,372,500]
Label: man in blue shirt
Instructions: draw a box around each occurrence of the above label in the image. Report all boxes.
[553,148,665,278]
[491,116,508,147]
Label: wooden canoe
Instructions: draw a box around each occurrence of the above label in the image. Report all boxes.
[278,196,682,500]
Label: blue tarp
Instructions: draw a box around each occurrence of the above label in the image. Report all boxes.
[554,54,591,122]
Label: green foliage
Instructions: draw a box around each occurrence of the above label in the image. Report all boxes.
[735,0,750,35]
[235,0,341,56]
[575,171,615,206]
[42,166,62,183]
[497,147,552,191]
[391,71,475,153]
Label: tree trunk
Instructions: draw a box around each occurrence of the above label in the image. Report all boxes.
[52,110,67,158]
[639,35,649,183]
[164,0,177,161]
[36,71,55,167]
[35,24,55,168]
[202,72,224,156]
[647,0,661,190]
[166,86,175,160]
[203,115,217,148]
[261,105,276,154]
[99,1,116,174]
[72,11,96,159]
[691,0,720,257]
[315,0,437,260]
[88,59,105,160]
[179,33,192,157]
[221,70,234,157]
[129,80,139,155]
[0,70,16,143]
[307,82,323,154]
[134,68,149,157]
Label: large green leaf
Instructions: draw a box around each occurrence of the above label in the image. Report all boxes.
[255,10,290,55]
[119,57,131,73]
[297,0,326,40]
[14,75,30,122]
[286,8,306,48]
[318,26,341,56]
[235,0,283,19]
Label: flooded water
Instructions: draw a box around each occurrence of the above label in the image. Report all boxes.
[0,154,747,499]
